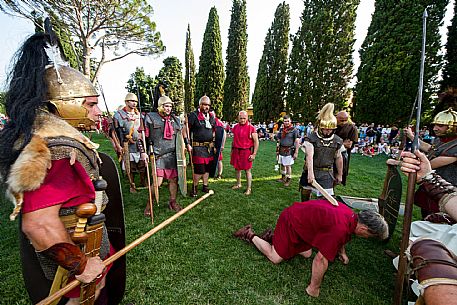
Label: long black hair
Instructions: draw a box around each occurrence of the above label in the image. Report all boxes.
[0,32,52,182]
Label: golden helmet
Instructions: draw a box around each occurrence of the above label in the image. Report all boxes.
[45,66,99,131]
[432,108,457,127]
[317,103,337,129]
[432,108,457,136]
[125,93,138,102]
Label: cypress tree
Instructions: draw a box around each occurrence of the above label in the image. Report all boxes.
[184,24,196,114]
[156,57,185,114]
[195,7,225,117]
[252,2,290,122]
[354,0,448,125]
[440,1,457,92]
[223,0,249,121]
[287,0,358,123]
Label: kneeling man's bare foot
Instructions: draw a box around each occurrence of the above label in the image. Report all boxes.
[299,249,312,258]
[306,285,320,297]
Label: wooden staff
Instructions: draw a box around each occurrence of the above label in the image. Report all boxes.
[311,180,338,206]
[393,8,428,305]
[36,191,214,305]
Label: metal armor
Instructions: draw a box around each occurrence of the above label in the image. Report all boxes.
[145,112,181,169]
[300,132,343,189]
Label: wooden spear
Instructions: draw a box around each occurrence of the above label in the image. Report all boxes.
[36,190,214,305]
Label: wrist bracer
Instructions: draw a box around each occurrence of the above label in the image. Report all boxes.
[408,238,457,293]
[40,242,87,277]
[419,171,457,213]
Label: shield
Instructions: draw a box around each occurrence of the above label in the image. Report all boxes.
[99,152,126,305]
[19,153,126,305]
[209,126,225,178]
[378,164,402,241]
[149,152,160,204]
[176,130,187,196]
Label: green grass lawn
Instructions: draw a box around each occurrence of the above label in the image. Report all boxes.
[0,133,420,304]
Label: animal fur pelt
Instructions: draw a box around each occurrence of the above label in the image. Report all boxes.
[7,111,99,220]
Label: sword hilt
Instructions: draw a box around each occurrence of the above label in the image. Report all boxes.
[71,203,97,244]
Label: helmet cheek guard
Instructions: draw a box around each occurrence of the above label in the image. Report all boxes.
[45,66,99,130]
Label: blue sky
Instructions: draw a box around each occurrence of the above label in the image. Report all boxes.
[0,0,453,110]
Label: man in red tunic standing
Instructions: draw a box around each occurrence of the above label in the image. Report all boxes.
[230,111,259,195]
[234,200,388,297]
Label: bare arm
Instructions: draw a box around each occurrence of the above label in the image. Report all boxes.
[430,156,457,170]
[21,204,72,251]
[338,245,349,265]
[306,252,329,297]
[250,132,259,161]
[293,138,300,159]
[302,141,315,183]
[335,150,343,182]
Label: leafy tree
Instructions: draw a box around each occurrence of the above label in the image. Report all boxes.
[184,24,196,114]
[1,0,165,81]
[252,2,289,122]
[0,92,5,113]
[126,67,156,112]
[287,0,358,123]
[440,0,457,92]
[354,0,448,125]
[156,57,185,114]
[223,0,249,121]
[195,7,225,117]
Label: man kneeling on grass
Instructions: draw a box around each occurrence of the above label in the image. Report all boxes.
[233,199,388,297]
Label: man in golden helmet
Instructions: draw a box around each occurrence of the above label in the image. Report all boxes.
[0,28,125,304]
[405,107,457,218]
[299,103,344,201]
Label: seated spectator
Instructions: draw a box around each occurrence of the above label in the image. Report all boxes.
[362,144,375,157]
[377,139,390,155]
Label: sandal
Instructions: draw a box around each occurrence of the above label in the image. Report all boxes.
[244,188,252,195]
[231,184,242,190]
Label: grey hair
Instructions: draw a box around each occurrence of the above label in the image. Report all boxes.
[199,95,210,105]
[358,210,389,240]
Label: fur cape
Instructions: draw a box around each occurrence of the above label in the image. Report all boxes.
[7,111,99,220]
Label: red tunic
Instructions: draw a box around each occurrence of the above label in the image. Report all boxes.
[230,123,256,170]
[22,158,112,298]
[23,159,95,212]
[272,199,357,261]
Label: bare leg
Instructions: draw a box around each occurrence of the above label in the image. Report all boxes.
[423,285,457,305]
[299,249,312,258]
[193,173,202,188]
[202,172,209,186]
[169,178,178,201]
[306,251,328,297]
[235,170,242,186]
[246,169,252,190]
[285,165,292,178]
[218,160,223,177]
[251,236,283,264]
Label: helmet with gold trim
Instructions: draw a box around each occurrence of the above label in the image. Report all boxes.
[432,108,457,136]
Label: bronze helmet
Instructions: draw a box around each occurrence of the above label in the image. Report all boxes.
[432,108,457,136]
[124,92,138,102]
[45,66,99,130]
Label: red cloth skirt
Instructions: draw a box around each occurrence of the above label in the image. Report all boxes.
[230,148,252,170]
[272,209,310,260]
[156,168,178,179]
